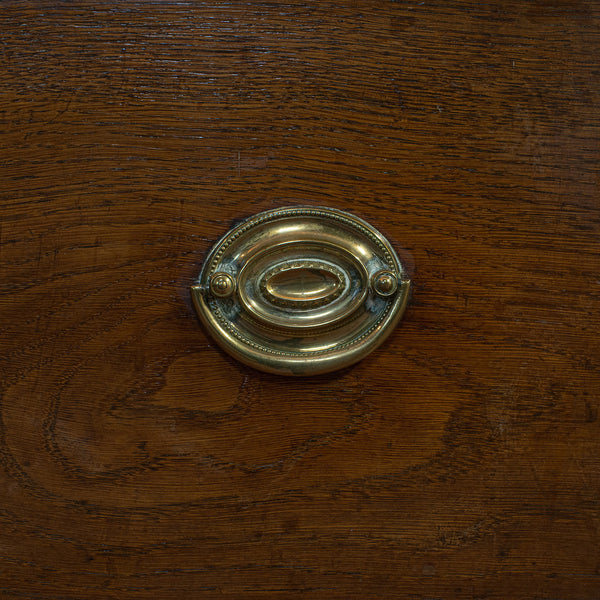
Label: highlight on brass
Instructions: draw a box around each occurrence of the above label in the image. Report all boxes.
[191,206,411,375]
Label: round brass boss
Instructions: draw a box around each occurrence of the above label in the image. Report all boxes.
[210,272,235,298]
[372,270,398,297]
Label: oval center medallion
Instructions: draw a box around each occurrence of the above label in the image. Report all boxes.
[260,261,345,309]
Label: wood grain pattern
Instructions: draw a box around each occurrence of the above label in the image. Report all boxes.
[1,1,599,598]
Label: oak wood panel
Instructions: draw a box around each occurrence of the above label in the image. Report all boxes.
[1,1,599,598]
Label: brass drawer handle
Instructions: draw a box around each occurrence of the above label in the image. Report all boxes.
[191,206,410,375]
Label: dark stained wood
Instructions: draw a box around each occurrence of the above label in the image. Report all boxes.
[1,1,599,598]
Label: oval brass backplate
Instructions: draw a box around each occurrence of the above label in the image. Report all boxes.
[191,206,411,375]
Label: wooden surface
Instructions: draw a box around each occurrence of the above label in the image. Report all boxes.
[1,1,599,598]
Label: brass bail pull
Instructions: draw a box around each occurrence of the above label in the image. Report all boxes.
[191,206,411,375]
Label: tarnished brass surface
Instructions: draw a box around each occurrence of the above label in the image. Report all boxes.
[191,206,411,375]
